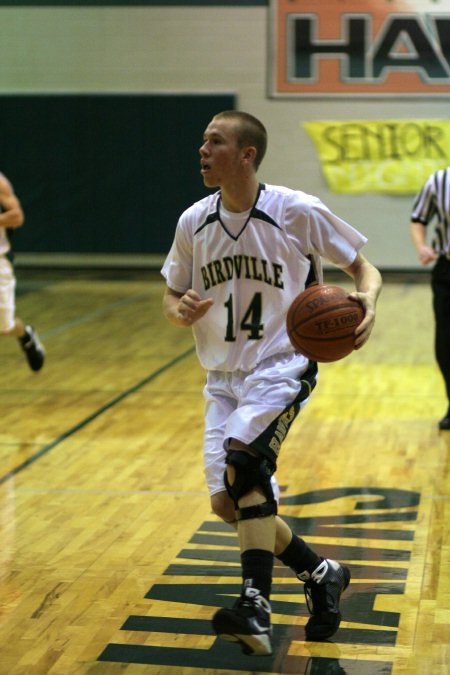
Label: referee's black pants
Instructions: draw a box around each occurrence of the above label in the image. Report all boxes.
[431,256,450,408]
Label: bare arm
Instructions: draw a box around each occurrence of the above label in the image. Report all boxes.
[343,252,382,349]
[410,221,436,265]
[0,174,24,229]
[162,286,214,327]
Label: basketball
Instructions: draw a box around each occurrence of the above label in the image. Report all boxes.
[286,284,364,362]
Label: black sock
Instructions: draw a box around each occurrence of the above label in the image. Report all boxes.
[19,328,31,345]
[241,549,273,600]
[277,534,321,575]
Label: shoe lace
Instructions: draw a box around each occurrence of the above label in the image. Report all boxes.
[237,587,271,614]
[253,594,271,613]
[303,559,329,615]
[306,575,346,620]
[304,577,333,616]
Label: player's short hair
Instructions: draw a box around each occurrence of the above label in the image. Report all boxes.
[214,111,268,170]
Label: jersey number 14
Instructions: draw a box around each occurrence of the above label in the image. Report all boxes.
[224,292,264,342]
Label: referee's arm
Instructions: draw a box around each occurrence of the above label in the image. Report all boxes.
[410,221,436,266]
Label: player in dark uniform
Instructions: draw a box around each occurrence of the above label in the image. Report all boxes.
[162,111,382,655]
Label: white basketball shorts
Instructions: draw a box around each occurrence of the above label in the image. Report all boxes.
[203,351,318,497]
[0,257,16,332]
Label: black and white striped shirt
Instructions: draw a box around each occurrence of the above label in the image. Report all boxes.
[411,167,450,257]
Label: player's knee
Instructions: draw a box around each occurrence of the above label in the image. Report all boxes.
[224,448,277,521]
[210,491,236,523]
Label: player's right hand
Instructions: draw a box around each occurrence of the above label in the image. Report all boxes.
[177,289,214,326]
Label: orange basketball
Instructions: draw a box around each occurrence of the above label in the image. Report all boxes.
[286,284,364,362]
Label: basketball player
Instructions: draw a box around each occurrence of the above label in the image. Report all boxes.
[410,167,450,431]
[161,111,382,656]
[0,172,45,371]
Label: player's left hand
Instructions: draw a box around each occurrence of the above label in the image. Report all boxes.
[343,252,382,350]
[348,291,376,349]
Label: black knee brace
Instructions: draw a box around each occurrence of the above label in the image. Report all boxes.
[224,449,278,521]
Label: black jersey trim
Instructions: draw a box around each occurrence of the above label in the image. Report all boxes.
[194,210,219,235]
[194,192,221,235]
[250,207,280,229]
[194,184,280,240]
[305,254,319,287]
[249,183,280,229]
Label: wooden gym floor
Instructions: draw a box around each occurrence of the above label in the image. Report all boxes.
[0,268,448,675]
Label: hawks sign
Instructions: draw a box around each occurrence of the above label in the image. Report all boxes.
[269,0,450,97]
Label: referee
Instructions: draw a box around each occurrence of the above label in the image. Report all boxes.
[410,167,450,430]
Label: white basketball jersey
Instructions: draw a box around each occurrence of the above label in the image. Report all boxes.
[0,172,11,256]
[161,183,367,372]
[0,227,9,257]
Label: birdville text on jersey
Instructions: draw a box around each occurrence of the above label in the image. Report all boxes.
[201,256,284,291]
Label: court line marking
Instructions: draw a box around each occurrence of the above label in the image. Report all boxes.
[0,345,195,487]
[41,292,151,338]
[424,495,450,500]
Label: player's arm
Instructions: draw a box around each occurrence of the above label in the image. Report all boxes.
[163,286,214,327]
[0,174,24,229]
[342,252,382,349]
[410,221,436,265]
